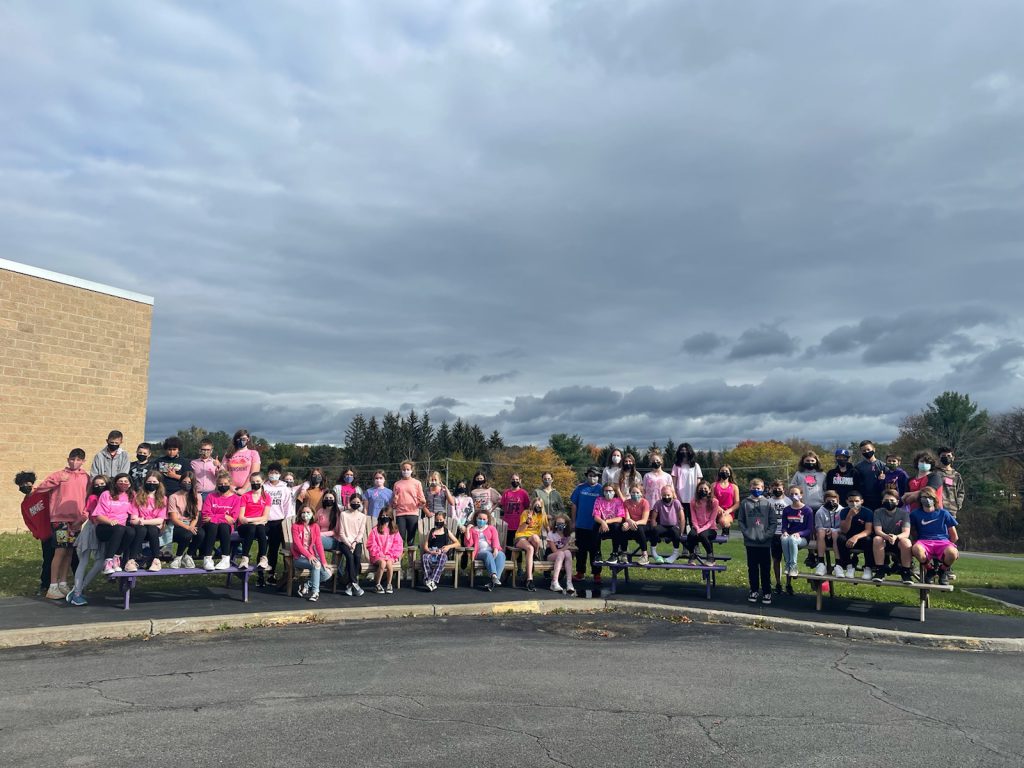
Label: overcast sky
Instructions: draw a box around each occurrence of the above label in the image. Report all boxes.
[3,1,1023,449]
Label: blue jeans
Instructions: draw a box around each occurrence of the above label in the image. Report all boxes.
[321,534,337,552]
[781,534,807,569]
[477,550,506,576]
[293,556,322,593]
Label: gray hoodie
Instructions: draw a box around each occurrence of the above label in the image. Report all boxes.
[737,495,778,547]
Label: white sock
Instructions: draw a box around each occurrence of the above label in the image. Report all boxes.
[48,582,57,590]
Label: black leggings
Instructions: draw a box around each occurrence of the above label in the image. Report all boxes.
[172,525,205,557]
[746,546,771,593]
[96,523,130,560]
[680,502,692,530]
[574,528,601,576]
[650,524,681,548]
[599,523,627,554]
[685,529,715,557]
[130,525,161,562]
[838,534,872,567]
[623,524,648,552]
[396,515,418,547]
[336,542,363,586]
[267,519,285,572]
[237,523,268,559]
[200,522,232,558]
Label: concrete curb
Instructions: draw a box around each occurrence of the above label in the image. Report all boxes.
[0,599,1021,653]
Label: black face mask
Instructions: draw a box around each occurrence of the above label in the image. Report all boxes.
[92,486,106,495]
[136,453,149,463]
[217,484,230,493]
[144,482,159,492]
[234,439,247,449]
[180,483,193,492]
[251,483,262,491]
[862,450,875,459]
[511,481,520,487]
[624,464,634,470]
[378,517,391,526]
[554,523,566,531]
[310,477,322,486]
[883,500,897,510]
[434,520,446,528]
[718,472,730,480]
[803,462,817,470]
[107,443,120,453]
[771,489,783,497]
[473,479,485,488]
[323,497,335,506]
[940,456,952,466]
[456,486,467,495]
[825,501,838,510]
[18,483,33,495]
[697,489,709,498]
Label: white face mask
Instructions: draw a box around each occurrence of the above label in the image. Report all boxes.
[268,473,281,483]
[374,478,385,487]
[401,470,412,478]
[611,455,621,465]
[301,512,313,523]
[604,491,615,499]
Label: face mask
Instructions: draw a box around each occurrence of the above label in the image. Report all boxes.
[771,489,783,497]
[430,481,439,487]
[751,489,763,497]
[301,512,313,523]
[587,476,599,485]
[718,471,730,480]
[804,461,817,470]
[825,500,838,510]
[401,470,412,479]
[379,516,391,525]
[476,518,487,528]
[630,493,642,501]
[351,502,362,510]
[323,497,335,506]
[180,482,192,492]
[883,500,897,510]
[107,443,119,453]
[473,478,485,488]
[136,453,149,462]
[554,523,566,532]
[837,458,849,466]
[456,485,467,495]
[268,473,281,482]
[886,462,898,470]
[918,462,931,473]
[661,496,672,503]
[344,475,354,483]
[603,491,615,499]
[611,456,621,465]
[251,483,262,491]
[862,450,875,459]
[92,485,106,495]
[542,477,552,486]
[511,480,521,487]
[117,483,131,494]
[144,482,159,492]
[696,489,708,499]
[235,438,247,448]
[791,494,802,502]
[532,505,543,513]
[285,479,295,487]
[653,460,663,468]
[374,478,385,487]
[624,463,634,470]
[310,476,322,486]
[217,484,230,493]
[921,500,935,511]
[940,456,952,466]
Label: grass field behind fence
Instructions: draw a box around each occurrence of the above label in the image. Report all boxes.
[2,531,1023,617]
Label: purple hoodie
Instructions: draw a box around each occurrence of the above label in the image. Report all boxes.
[780,505,814,540]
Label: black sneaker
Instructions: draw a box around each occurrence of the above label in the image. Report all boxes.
[761,592,772,606]
[526,579,536,592]
[804,552,817,568]
[923,567,936,585]
[773,583,783,596]
[785,583,794,596]
[747,590,759,603]
[938,569,951,586]
[484,581,493,592]
[872,566,887,583]
[900,567,914,584]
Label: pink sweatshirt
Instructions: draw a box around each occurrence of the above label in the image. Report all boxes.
[201,492,241,525]
[92,490,134,525]
[291,522,327,562]
[593,497,626,522]
[367,526,404,561]
[463,524,502,559]
[223,448,260,489]
[131,495,168,522]
[392,478,426,517]
[690,497,721,534]
[35,468,89,524]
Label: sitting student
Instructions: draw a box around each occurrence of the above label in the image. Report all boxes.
[593,483,628,564]
[513,499,549,591]
[315,491,342,553]
[35,448,89,598]
[336,494,368,596]
[712,464,741,539]
[126,471,168,572]
[464,509,506,591]
[95,474,135,574]
[838,490,874,579]
[685,480,720,563]
[420,509,458,592]
[546,514,575,595]
[168,471,204,569]
[871,489,913,583]
[622,483,651,565]
[263,463,294,584]
[199,472,240,571]
[291,505,326,602]
[366,510,403,594]
[737,478,778,605]
[766,479,792,595]
[813,490,844,577]
[649,487,684,564]
[237,472,271,571]
[910,487,959,585]
[66,475,109,606]
[779,486,814,579]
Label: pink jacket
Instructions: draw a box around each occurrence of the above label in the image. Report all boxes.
[201,492,241,525]
[291,522,327,562]
[367,526,404,561]
[36,468,89,524]
[463,524,502,559]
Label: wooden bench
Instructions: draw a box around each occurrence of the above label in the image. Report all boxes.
[793,573,953,622]
[598,556,731,600]
[107,566,251,610]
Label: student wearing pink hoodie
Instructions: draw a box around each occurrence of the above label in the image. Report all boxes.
[94,473,136,575]
[222,429,260,492]
[35,448,90,599]
[367,511,404,594]
[126,471,168,573]
[199,471,241,571]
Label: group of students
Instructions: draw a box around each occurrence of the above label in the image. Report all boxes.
[15,431,964,609]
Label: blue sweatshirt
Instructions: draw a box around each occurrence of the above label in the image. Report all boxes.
[780,505,814,539]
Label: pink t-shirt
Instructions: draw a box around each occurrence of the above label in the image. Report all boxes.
[392,478,426,517]
[131,495,168,522]
[92,490,133,526]
[593,497,626,522]
[240,490,271,523]
[499,488,531,531]
[223,448,260,489]
[643,471,673,509]
[713,481,737,512]
[201,492,241,525]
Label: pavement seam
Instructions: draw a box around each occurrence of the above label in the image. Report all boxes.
[0,599,1021,652]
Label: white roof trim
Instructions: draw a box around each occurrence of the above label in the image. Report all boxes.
[0,258,154,306]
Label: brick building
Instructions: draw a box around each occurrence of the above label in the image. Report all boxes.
[0,259,153,532]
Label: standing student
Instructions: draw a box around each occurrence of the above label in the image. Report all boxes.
[910,488,959,585]
[878,454,910,502]
[712,464,740,539]
[789,451,826,511]
[617,454,642,502]
[332,468,363,509]
[391,461,427,547]
[90,430,130,479]
[450,481,475,537]
[904,452,944,511]
[601,448,623,494]
[335,494,367,596]
[569,468,604,584]
[854,440,886,510]
[813,491,844,578]
[126,472,168,572]
[190,439,221,500]
[15,471,54,595]
[66,475,109,606]
[154,436,189,496]
[297,468,326,512]
[470,472,502,518]
[825,449,861,506]
[291,505,326,602]
[737,478,777,605]
[513,499,549,591]
[649,487,684,563]
[94,474,135,575]
[223,429,260,492]
[622,483,651,565]
[128,443,154,489]
[685,480,720,562]
[594,483,628,563]
[937,447,966,521]
[168,470,204,569]
[533,472,564,519]
[779,486,814,579]
[671,443,703,527]
[546,515,575,595]
[35,448,89,598]
[263,463,294,583]
[237,472,271,570]
[420,509,458,592]
[199,472,240,571]
[364,471,394,525]
[464,509,506,591]
[499,473,531,548]
[766,479,792,595]
[871,489,913,583]
[425,471,454,523]
[366,510,403,594]
[642,452,673,511]
[837,491,874,579]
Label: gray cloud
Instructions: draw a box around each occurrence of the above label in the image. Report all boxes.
[423,396,465,408]
[479,370,520,385]
[727,326,799,360]
[681,332,727,355]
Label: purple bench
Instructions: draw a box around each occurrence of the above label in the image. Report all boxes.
[598,556,730,600]
[107,566,252,610]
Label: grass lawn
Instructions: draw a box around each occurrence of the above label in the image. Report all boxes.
[3,532,1023,617]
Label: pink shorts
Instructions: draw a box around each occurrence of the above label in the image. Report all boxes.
[917,539,955,560]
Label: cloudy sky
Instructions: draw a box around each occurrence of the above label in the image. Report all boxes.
[3,1,1023,448]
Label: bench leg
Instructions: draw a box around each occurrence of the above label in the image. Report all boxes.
[123,577,135,610]
[815,583,822,612]
[919,589,927,622]
[609,567,618,595]
[704,570,711,600]
[243,571,249,603]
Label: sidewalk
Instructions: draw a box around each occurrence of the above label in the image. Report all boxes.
[2,573,1022,642]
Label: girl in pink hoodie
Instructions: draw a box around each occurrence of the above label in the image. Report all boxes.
[222,429,261,492]
[367,511,403,594]
[94,473,135,575]
[200,471,241,571]
[126,471,168,573]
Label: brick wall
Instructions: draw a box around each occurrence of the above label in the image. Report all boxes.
[0,267,152,531]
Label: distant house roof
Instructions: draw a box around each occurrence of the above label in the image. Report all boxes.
[0,258,154,306]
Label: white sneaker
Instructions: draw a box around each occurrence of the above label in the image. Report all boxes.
[182,555,196,569]
[861,567,872,581]
[102,558,117,575]
[44,586,63,600]
[490,574,501,588]
[814,562,827,576]
[665,549,680,564]
[787,566,799,577]
[257,556,270,571]
[833,564,845,578]
[57,583,71,597]
[845,565,855,579]
[169,556,183,569]
[124,559,138,573]
[353,585,365,596]
[550,583,564,593]
[237,556,249,569]
[215,556,231,570]
[203,556,216,571]
[344,584,354,596]
[148,559,162,572]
